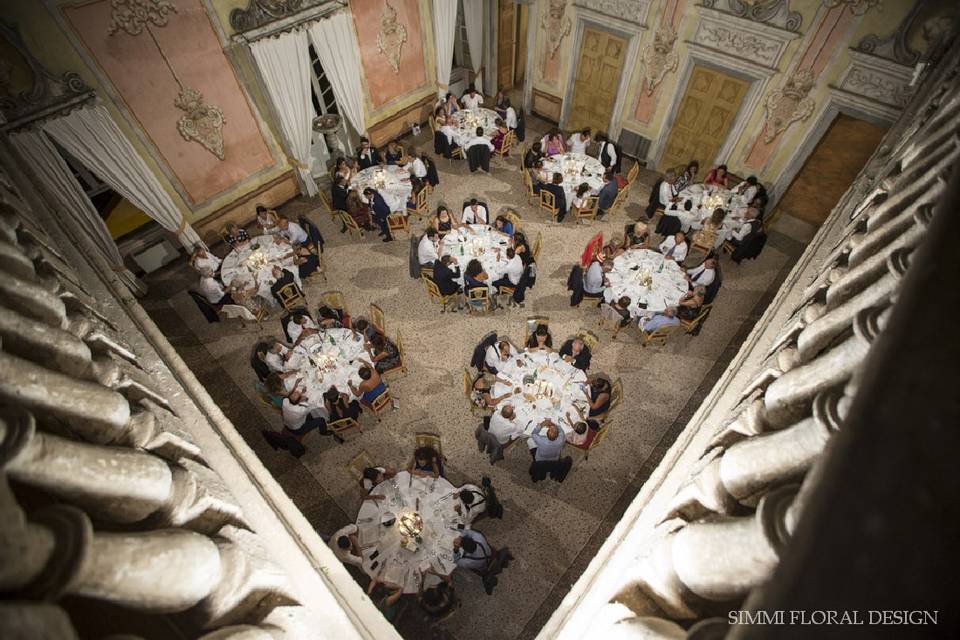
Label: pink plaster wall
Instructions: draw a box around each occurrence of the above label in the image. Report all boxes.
[63,0,274,206]
[352,0,427,109]
[634,0,686,124]
[541,38,561,85]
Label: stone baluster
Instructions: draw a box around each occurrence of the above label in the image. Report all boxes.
[0,601,79,639]
[0,270,68,329]
[90,355,175,415]
[0,237,36,281]
[0,307,94,379]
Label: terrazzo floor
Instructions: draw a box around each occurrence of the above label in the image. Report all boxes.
[140,116,815,640]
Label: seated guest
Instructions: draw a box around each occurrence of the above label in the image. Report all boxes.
[541,129,565,156]
[595,171,618,219]
[464,258,489,293]
[324,386,362,423]
[570,183,591,220]
[454,481,490,522]
[409,445,444,478]
[472,373,511,413]
[265,341,291,373]
[626,222,650,248]
[418,228,440,266]
[489,404,524,445]
[688,256,717,288]
[526,324,553,351]
[433,255,463,298]
[352,317,379,343]
[587,377,612,418]
[494,215,514,236]
[503,98,518,130]
[333,157,356,183]
[453,530,496,591]
[466,126,495,154]
[543,172,568,222]
[281,388,336,452]
[357,137,381,169]
[329,523,363,567]
[513,231,535,266]
[331,174,350,211]
[269,265,298,303]
[583,256,605,299]
[528,159,547,195]
[528,419,565,462]
[462,85,483,110]
[286,312,317,344]
[461,199,489,225]
[491,119,510,153]
[559,337,591,371]
[443,92,461,116]
[369,332,400,374]
[361,465,394,492]
[659,170,680,211]
[660,231,689,263]
[734,175,759,203]
[316,305,344,329]
[438,115,461,155]
[278,216,309,246]
[367,578,404,622]
[190,246,221,275]
[362,187,393,243]
[252,343,272,382]
[595,133,618,171]
[726,209,760,247]
[678,286,706,321]
[674,160,699,192]
[484,339,516,374]
[346,190,373,230]
[705,163,730,188]
[564,409,601,449]
[642,307,681,332]
[567,128,591,155]
[419,572,457,618]
[384,140,404,165]
[491,247,526,306]
[493,90,508,117]
[696,207,726,241]
[198,269,232,306]
[606,295,633,328]
[431,205,457,237]
[256,204,279,234]
[603,236,626,260]
[523,142,543,169]
[407,150,428,179]
[224,222,250,248]
[406,176,425,210]
[349,364,388,407]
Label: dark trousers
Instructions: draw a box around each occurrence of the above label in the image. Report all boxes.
[492,276,525,303]
[372,211,390,238]
[298,254,319,278]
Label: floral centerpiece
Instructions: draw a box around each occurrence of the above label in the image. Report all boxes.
[398,511,423,552]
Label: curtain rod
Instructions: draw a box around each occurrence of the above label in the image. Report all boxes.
[232,1,346,44]
[1,92,97,134]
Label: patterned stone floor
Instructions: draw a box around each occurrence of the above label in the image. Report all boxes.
[140,117,815,640]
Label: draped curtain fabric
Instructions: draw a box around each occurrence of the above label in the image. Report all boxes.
[307,12,365,136]
[250,29,318,197]
[462,0,484,91]
[43,104,203,249]
[432,0,459,97]
[10,129,147,296]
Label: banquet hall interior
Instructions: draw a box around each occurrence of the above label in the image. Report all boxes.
[1,1,958,639]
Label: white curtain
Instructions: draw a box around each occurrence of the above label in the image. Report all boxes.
[10,129,147,296]
[43,104,203,249]
[463,0,484,91]
[250,29,318,197]
[432,0,459,97]
[307,12,365,136]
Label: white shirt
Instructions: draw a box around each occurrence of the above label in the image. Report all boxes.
[264,346,289,372]
[282,221,308,245]
[193,253,221,274]
[505,107,517,129]
[489,411,524,445]
[688,265,715,287]
[596,141,617,166]
[462,93,483,109]
[466,135,495,151]
[418,234,439,265]
[408,157,427,179]
[329,524,362,567]
[729,219,755,242]
[584,261,604,294]
[659,181,678,209]
[281,398,311,429]
[567,134,589,155]
[484,343,515,372]
[735,181,758,203]
[440,124,458,145]
[287,316,317,344]
[504,255,524,286]
[461,205,489,225]
[198,276,226,304]
[659,237,688,262]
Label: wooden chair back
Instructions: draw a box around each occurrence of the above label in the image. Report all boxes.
[691,228,717,255]
[680,304,712,333]
[369,302,386,334]
[348,449,375,481]
[505,210,522,232]
[496,130,515,159]
[539,189,559,220]
[576,195,599,222]
[575,329,599,352]
[321,290,348,316]
[641,322,682,347]
[626,161,640,185]
[319,190,334,216]
[598,303,625,338]
[365,388,392,421]
[408,187,429,219]
[526,315,549,339]
[337,211,365,239]
[463,368,473,399]
[329,416,363,438]
[276,282,306,311]
[415,432,443,457]
[420,265,435,281]
[532,231,543,262]
[523,169,537,204]
[611,184,630,211]
[381,330,407,378]
[466,286,491,313]
[609,378,623,414]
[387,213,409,237]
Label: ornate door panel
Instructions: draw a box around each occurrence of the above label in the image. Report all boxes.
[661,66,749,171]
[498,0,516,90]
[568,28,627,133]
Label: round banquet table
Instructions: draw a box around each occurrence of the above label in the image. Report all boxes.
[282,328,368,411]
[220,234,300,307]
[602,248,689,319]
[492,350,590,445]
[439,224,512,289]
[450,108,499,147]
[671,183,750,240]
[540,152,605,205]
[356,470,464,593]
[351,164,412,214]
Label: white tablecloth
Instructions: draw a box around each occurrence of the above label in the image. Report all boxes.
[541,152,605,206]
[356,471,464,593]
[439,224,512,289]
[492,351,589,443]
[283,328,368,411]
[603,249,689,319]
[450,108,499,146]
[671,183,749,238]
[220,234,300,307]
[351,165,412,213]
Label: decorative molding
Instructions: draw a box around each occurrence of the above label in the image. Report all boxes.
[822,0,881,17]
[692,6,799,70]
[696,22,781,66]
[700,0,802,33]
[573,0,649,26]
[229,0,327,34]
[0,21,94,126]
[836,49,915,110]
[855,1,957,67]
[376,0,407,74]
[762,69,816,143]
[174,87,227,160]
[107,0,177,36]
[639,27,679,95]
[542,0,572,59]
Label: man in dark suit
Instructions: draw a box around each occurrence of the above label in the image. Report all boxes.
[357,137,382,170]
[331,174,349,210]
[558,337,592,371]
[543,172,568,222]
[363,187,393,242]
[433,255,462,297]
[269,266,298,305]
[596,171,618,219]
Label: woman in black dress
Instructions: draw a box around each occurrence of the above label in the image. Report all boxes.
[324,386,361,422]
[525,324,553,351]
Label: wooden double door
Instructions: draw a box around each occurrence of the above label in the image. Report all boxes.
[567,27,627,134]
[497,0,528,90]
[660,65,749,171]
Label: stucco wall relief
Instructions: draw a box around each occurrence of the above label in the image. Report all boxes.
[762,69,816,143]
[542,0,572,60]
[639,28,679,96]
[376,0,407,74]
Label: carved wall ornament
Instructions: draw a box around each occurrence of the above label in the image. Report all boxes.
[229,0,325,34]
[107,0,177,36]
[174,87,226,160]
[762,69,815,143]
[639,28,679,96]
[697,22,781,65]
[822,0,882,16]
[376,0,407,74]
[572,0,647,25]
[542,0,572,60]
[701,0,802,33]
